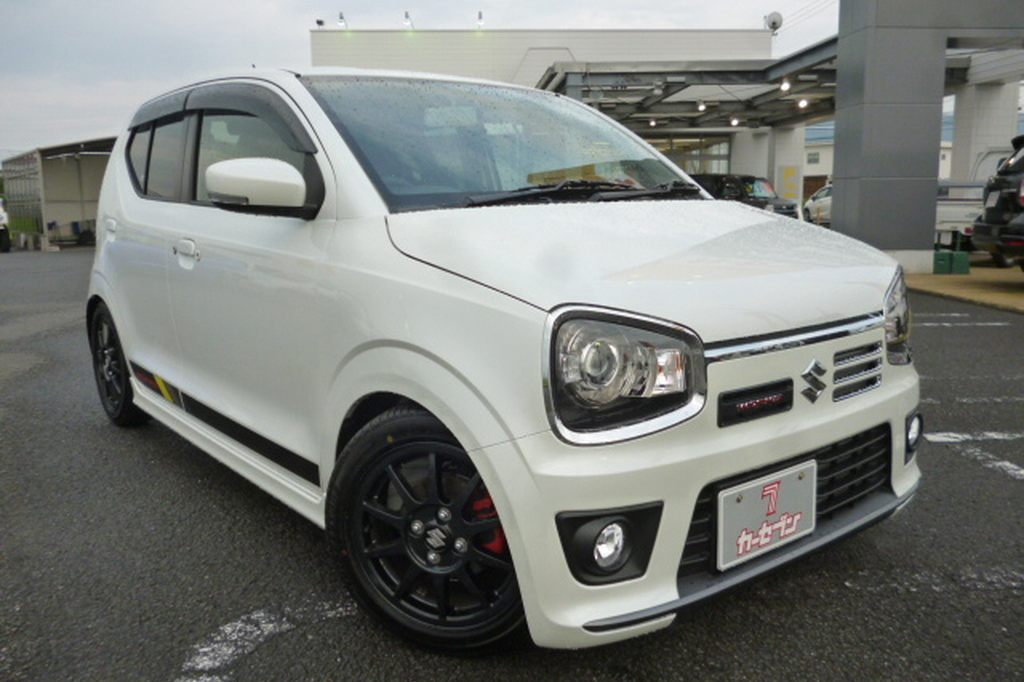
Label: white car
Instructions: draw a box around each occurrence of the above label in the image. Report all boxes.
[804,184,832,225]
[0,198,10,253]
[88,68,921,651]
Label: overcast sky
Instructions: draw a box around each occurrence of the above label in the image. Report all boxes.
[0,0,840,158]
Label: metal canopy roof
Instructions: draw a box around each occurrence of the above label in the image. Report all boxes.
[36,137,116,160]
[536,37,972,136]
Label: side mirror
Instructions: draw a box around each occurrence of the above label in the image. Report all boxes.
[206,158,315,219]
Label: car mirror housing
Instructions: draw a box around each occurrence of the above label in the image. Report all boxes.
[206,157,314,219]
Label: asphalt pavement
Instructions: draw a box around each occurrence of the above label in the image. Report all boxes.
[1,248,1022,682]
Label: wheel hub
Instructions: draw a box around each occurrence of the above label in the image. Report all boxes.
[406,507,468,571]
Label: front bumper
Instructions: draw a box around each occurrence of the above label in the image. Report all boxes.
[481,326,921,649]
[586,475,916,633]
[973,217,1024,258]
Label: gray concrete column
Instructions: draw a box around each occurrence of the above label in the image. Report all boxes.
[832,0,1024,272]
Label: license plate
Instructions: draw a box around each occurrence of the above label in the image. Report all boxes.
[985,192,999,208]
[717,460,817,571]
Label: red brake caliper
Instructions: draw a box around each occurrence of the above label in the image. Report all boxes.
[472,495,508,555]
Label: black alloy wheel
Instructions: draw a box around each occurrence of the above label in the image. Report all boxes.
[328,406,524,650]
[88,302,149,426]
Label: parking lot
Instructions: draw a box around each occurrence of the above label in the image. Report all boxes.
[1,248,1022,682]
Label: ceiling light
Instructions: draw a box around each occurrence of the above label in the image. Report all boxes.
[798,98,809,109]
[649,119,658,128]
[780,79,791,92]
[697,101,707,112]
[730,117,740,127]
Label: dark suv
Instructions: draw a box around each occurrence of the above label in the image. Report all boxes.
[973,135,1024,270]
[690,173,799,218]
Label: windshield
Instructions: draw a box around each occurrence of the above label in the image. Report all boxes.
[1000,146,1024,174]
[743,178,779,199]
[302,76,686,212]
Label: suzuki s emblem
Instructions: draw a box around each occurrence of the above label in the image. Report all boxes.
[801,360,828,403]
[426,528,448,550]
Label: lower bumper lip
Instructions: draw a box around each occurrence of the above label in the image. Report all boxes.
[582,481,918,634]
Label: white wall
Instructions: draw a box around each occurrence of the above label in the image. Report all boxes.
[310,29,773,86]
[950,81,1020,181]
[41,154,107,242]
[729,130,772,177]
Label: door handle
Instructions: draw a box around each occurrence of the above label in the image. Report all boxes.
[173,238,201,261]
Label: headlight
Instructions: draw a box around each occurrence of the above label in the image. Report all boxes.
[545,307,706,444]
[884,267,912,365]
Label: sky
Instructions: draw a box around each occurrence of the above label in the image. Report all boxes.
[0,0,841,158]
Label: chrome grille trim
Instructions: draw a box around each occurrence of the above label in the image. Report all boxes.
[834,358,883,385]
[833,375,883,402]
[831,342,883,402]
[834,341,883,367]
[705,313,884,364]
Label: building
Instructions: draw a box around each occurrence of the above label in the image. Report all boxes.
[1,138,115,250]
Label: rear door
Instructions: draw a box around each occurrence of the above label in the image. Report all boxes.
[101,102,190,381]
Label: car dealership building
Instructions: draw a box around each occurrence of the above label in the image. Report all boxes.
[4,0,1023,271]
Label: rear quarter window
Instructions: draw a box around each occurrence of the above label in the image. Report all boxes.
[127,126,152,192]
[127,115,187,200]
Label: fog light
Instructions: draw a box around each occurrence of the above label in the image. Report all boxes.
[557,503,661,585]
[906,412,923,463]
[594,522,629,571]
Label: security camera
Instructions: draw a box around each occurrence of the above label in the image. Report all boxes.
[765,11,783,32]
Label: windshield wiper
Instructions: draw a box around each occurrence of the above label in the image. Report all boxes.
[588,180,704,202]
[464,179,703,207]
[464,179,639,207]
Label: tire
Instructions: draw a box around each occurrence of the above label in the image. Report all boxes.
[0,229,10,253]
[803,209,811,222]
[993,253,1017,268]
[88,302,150,426]
[327,406,525,651]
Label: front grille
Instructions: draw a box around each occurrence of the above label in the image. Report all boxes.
[678,423,893,578]
[832,341,883,402]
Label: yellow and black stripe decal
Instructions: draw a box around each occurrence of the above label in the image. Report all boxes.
[130,362,319,486]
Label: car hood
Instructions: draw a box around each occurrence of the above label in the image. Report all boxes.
[386,200,896,343]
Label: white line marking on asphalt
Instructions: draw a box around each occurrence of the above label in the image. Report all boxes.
[955,445,1024,481]
[921,397,1024,406]
[914,313,972,318]
[173,601,358,682]
[843,566,1024,593]
[925,432,1024,443]
[924,432,1024,482]
[919,374,1024,381]
[916,322,1011,327]
[954,396,1024,404]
